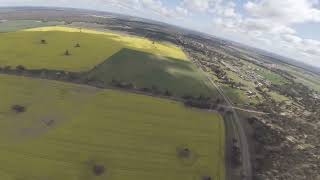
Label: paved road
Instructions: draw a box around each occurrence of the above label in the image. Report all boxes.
[221,105,269,115]
[198,63,253,180]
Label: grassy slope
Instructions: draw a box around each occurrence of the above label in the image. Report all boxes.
[0,26,186,71]
[86,48,216,97]
[0,74,225,180]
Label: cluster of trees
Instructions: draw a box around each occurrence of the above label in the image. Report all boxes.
[231,138,242,167]
[110,79,173,97]
[111,79,135,89]
[183,95,222,110]
[211,66,226,79]
[0,65,27,73]
[0,65,83,83]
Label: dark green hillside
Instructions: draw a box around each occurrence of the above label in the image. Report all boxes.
[86,48,217,97]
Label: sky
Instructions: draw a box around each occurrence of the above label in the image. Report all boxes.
[1,0,320,67]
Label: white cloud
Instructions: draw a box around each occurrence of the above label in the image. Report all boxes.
[282,34,302,44]
[181,0,211,12]
[244,0,320,24]
[211,0,320,66]
[111,0,187,18]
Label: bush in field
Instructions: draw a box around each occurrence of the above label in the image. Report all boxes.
[92,164,105,176]
[16,65,26,72]
[64,50,70,56]
[41,39,47,44]
[11,105,26,113]
[202,176,212,180]
[177,147,191,158]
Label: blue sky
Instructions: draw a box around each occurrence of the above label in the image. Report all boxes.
[1,0,320,67]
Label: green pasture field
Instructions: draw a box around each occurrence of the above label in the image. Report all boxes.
[0,30,125,71]
[255,68,288,85]
[267,91,290,103]
[0,74,225,180]
[0,26,187,72]
[86,48,216,97]
[221,85,262,106]
[282,65,320,92]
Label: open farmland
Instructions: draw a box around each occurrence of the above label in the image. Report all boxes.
[86,48,215,97]
[0,26,216,97]
[0,74,225,180]
[0,26,187,71]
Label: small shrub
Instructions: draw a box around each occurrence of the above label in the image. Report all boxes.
[202,176,212,180]
[16,65,26,71]
[92,164,105,176]
[64,50,70,56]
[11,105,26,113]
[178,147,191,158]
